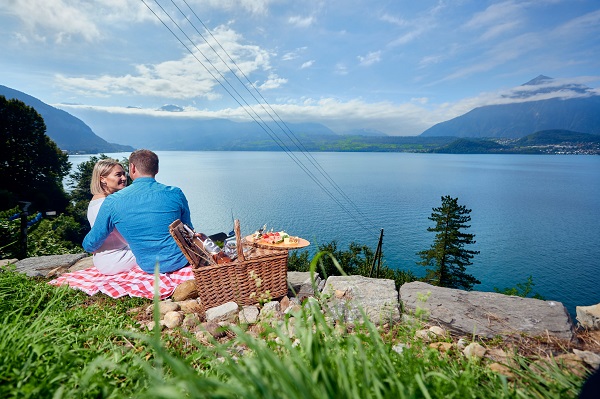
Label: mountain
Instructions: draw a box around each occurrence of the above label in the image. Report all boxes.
[514,129,600,146]
[420,76,600,138]
[429,129,600,155]
[431,138,506,154]
[59,107,338,150]
[0,85,134,153]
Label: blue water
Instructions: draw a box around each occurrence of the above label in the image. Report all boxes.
[69,152,600,317]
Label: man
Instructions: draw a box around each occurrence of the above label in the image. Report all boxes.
[83,149,192,273]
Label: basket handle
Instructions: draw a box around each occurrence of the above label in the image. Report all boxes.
[234,219,245,262]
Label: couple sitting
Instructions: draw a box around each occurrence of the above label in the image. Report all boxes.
[84,149,192,275]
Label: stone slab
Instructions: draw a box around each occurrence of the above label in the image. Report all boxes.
[322,275,400,325]
[400,281,574,341]
[14,253,88,277]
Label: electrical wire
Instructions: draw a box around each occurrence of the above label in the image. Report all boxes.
[141,0,378,235]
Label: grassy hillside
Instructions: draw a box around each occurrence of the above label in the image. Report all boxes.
[0,265,593,398]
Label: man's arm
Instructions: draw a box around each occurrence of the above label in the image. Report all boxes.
[179,190,193,229]
[83,199,115,252]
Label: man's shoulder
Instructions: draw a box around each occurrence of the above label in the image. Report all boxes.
[153,181,184,194]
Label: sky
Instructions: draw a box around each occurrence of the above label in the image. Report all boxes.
[1,0,600,136]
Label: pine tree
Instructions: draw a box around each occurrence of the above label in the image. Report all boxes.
[417,195,481,290]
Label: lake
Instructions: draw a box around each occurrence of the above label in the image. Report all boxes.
[68,151,600,317]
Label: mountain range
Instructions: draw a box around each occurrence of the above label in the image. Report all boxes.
[0,85,133,153]
[420,76,600,138]
[58,107,339,151]
[2,75,600,153]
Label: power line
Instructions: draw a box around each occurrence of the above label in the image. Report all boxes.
[141,0,378,234]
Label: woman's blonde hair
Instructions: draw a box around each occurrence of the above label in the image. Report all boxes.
[90,159,125,196]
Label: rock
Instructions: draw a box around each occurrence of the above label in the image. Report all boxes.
[142,320,164,331]
[577,304,600,330]
[322,275,400,326]
[415,329,433,342]
[334,289,346,299]
[205,302,239,323]
[428,326,446,338]
[260,301,283,321]
[239,305,260,324]
[463,342,486,359]
[287,271,322,299]
[573,349,600,369]
[201,321,226,339]
[457,338,468,351]
[172,280,198,302]
[430,342,453,353]
[400,282,574,341]
[0,258,18,267]
[284,303,302,315]
[14,253,88,277]
[69,256,94,272]
[182,314,201,330]
[178,299,203,315]
[163,311,184,328]
[154,301,180,316]
[280,296,290,310]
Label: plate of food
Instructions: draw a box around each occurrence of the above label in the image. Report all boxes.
[245,228,310,249]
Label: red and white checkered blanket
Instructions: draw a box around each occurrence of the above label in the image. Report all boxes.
[48,265,194,300]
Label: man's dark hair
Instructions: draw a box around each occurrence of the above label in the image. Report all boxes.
[129,149,159,176]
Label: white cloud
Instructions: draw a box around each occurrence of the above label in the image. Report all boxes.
[288,15,315,28]
[282,47,307,61]
[54,25,274,100]
[300,60,314,69]
[552,9,600,37]
[257,73,287,90]
[0,0,102,43]
[357,51,381,67]
[334,63,348,75]
[464,1,523,31]
[56,75,600,136]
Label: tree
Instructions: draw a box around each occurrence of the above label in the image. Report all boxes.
[0,96,70,212]
[417,195,480,290]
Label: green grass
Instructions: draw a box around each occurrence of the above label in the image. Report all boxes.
[0,265,589,398]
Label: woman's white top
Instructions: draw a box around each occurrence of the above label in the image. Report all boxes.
[87,197,137,275]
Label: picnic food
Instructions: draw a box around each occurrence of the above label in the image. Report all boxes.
[253,226,299,245]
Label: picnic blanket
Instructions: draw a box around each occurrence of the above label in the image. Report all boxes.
[48,264,194,300]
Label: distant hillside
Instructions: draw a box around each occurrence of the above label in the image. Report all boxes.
[515,129,600,145]
[0,85,134,153]
[429,129,600,155]
[431,138,506,154]
[420,76,600,138]
[59,107,338,151]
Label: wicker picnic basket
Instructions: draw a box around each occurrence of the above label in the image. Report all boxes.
[169,219,288,310]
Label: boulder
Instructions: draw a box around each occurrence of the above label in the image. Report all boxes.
[287,271,322,299]
[322,275,400,326]
[205,302,239,323]
[576,304,600,330]
[14,253,88,277]
[172,280,198,301]
[400,282,574,341]
[239,305,260,324]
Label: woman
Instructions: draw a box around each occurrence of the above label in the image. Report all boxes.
[88,159,137,275]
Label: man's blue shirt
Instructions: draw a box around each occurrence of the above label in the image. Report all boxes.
[83,177,193,273]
